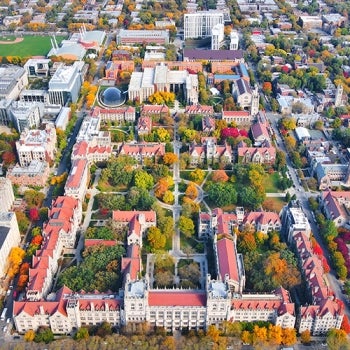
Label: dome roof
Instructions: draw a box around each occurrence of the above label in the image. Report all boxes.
[100,87,125,107]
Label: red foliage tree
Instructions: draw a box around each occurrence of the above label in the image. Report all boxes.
[281,65,290,73]
[29,207,39,221]
[221,127,240,139]
[31,235,43,246]
[1,151,16,165]
[19,262,30,275]
[341,315,350,334]
[313,242,323,256]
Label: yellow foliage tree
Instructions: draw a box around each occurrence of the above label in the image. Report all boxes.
[282,328,297,346]
[252,325,267,345]
[241,330,251,344]
[163,152,178,165]
[7,247,25,278]
[24,329,35,342]
[267,324,282,345]
[206,325,220,343]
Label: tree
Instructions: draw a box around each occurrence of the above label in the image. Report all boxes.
[241,330,252,345]
[206,325,220,343]
[29,207,40,221]
[252,325,267,345]
[24,329,35,342]
[75,327,89,341]
[155,270,173,287]
[34,327,54,343]
[341,315,350,334]
[267,324,282,345]
[208,182,237,207]
[7,247,25,278]
[185,182,198,200]
[300,329,311,344]
[178,216,195,238]
[134,170,154,190]
[280,117,297,130]
[147,227,166,251]
[275,150,286,171]
[162,190,174,204]
[212,170,229,182]
[189,168,205,183]
[238,186,264,210]
[326,329,349,350]
[281,328,297,346]
[163,152,178,165]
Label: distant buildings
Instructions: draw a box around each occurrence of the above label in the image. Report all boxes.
[116,29,169,45]
[184,11,224,40]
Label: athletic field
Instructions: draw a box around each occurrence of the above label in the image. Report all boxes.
[0,35,65,57]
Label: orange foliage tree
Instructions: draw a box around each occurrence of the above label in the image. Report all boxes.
[185,182,198,200]
[212,170,229,183]
[7,247,25,278]
[163,152,178,165]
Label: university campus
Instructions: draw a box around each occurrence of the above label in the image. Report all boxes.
[0,0,350,349]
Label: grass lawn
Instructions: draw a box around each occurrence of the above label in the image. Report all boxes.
[262,197,286,213]
[0,35,66,57]
[263,172,282,193]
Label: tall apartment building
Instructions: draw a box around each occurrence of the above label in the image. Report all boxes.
[0,178,15,212]
[0,212,21,278]
[16,124,57,167]
[184,11,224,39]
[48,61,85,106]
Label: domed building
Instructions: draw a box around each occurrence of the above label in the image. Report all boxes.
[99,87,126,107]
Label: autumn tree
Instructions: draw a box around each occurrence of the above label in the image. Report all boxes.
[178,216,195,238]
[281,328,297,346]
[7,247,25,278]
[252,325,267,346]
[162,190,174,204]
[24,330,36,342]
[267,324,282,345]
[185,182,198,200]
[163,152,178,165]
[189,168,205,184]
[206,325,220,343]
[300,329,311,344]
[212,170,229,183]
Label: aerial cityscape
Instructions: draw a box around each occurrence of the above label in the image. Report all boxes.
[0,0,350,348]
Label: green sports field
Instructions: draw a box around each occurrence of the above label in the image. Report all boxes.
[0,35,66,57]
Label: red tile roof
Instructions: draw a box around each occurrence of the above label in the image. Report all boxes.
[112,210,156,223]
[65,159,88,189]
[148,291,206,306]
[216,237,239,282]
[84,239,117,247]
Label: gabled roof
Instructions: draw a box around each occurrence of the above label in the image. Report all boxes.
[216,237,239,282]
